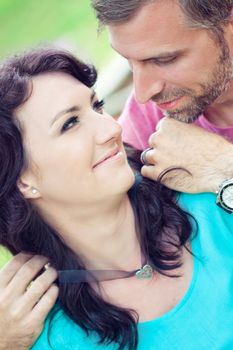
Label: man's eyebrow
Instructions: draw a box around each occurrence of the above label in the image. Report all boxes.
[50,90,96,127]
[111,44,185,62]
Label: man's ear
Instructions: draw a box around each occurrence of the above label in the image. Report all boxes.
[17,174,41,199]
[223,11,233,52]
[228,6,233,26]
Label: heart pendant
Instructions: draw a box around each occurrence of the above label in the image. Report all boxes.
[135,264,153,279]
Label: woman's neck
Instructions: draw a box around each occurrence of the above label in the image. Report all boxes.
[39,194,142,271]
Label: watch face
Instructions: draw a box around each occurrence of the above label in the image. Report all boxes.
[222,184,233,209]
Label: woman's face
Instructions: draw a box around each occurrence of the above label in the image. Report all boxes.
[16,72,134,210]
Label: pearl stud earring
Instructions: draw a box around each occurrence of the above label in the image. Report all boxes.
[31,187,38,194]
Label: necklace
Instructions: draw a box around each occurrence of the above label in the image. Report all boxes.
[58,263,154,284]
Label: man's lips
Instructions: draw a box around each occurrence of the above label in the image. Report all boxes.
[156,96,184,110]
[93,148,120,168]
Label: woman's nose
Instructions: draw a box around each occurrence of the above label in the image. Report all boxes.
[94,113,122,145]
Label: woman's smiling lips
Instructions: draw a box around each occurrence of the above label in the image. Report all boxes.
[93,148,124,169]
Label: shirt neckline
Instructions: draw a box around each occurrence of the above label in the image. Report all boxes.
[138,238,200,327]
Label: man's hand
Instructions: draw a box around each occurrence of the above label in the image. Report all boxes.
[141,117,233,193]
[0,253,58,350]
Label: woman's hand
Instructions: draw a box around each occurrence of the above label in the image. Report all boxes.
[0,253,58,350]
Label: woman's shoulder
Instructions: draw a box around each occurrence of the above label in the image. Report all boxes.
[30,304,115,350]
[177,191,230,217]
[177,191,233,239]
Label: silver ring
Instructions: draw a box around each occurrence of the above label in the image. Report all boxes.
[140,147,153,166]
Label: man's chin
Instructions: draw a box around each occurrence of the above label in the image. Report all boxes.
[164,108,202,124]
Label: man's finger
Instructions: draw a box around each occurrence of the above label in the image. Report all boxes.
[29,284,59,324]
[140,148,156,166]
[22,267,58,313]
[145,148,156,166]
[155,116,165,131]
[6,255,49,297]
[0,253,33,288]
[141,164,160,181]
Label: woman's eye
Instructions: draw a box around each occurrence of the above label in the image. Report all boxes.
[93,99,105,113]
[61,116,79,133]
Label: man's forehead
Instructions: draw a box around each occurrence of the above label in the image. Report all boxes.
[108,1,192,61]
[107,0,188,36]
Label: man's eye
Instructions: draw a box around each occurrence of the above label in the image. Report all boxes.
[93,99,105,113]
[61,116,79,133]
[154,56,178,65]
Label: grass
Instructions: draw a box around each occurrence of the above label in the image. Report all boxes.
[0,1,116,268]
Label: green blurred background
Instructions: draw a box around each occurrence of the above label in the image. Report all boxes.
[0,0,115,67]
[0,0,118,267]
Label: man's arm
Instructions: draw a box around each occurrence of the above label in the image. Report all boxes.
[0,253,58,350]
[141,117,233,193]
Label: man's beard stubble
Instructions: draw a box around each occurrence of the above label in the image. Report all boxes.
[152,40,233,123]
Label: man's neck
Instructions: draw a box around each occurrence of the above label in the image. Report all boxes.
[204,81,233,127]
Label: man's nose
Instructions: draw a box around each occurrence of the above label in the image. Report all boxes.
[133,63,165,104]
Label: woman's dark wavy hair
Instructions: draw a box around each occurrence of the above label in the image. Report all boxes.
[0,47,193,350]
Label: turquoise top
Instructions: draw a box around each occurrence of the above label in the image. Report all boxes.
[31,193,233,350]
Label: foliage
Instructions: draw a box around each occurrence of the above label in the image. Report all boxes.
[0,0,113,67]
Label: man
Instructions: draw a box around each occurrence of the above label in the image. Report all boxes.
[93,0,233,197]
[1,0,233,348]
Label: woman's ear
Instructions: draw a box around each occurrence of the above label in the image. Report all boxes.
[17,176,41,199]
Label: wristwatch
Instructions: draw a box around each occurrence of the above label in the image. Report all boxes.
[216,178,233,213]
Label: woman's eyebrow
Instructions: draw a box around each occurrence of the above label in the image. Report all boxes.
[50,90,96,127]
[50,106,80,127]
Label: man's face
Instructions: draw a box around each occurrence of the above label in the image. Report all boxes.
[108,0,233,122]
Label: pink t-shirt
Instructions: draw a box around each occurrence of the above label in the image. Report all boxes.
[119,93,233,150]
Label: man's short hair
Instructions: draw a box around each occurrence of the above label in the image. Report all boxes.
[91,0,233,37]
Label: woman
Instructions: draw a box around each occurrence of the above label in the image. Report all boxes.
[0,48,232,350]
